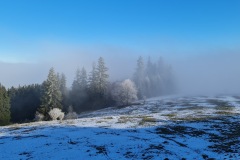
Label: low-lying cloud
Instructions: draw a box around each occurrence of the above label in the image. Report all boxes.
[1,44,240,96]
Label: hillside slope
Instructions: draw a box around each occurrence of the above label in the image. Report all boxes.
[0,95,240,160]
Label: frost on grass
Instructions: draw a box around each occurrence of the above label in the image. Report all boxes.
[0,95,240,160]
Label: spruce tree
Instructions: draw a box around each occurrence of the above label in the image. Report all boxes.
[39,67,62,117]
[70,67,88,112]
[9,84,42,123]
[79,67,88,90]
[58,73,68,111]
[133,56,145,98]
[0,84,10,125]
[96,57,109,96]
[72,68,81,90]
[88,63,98,95]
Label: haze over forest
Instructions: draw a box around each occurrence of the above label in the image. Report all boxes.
[0,0,240,95]
[1,49,240,95]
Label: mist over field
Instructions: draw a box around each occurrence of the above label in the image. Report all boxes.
[173,51,240,95]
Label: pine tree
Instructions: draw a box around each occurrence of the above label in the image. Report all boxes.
[9,84,42,123]
[39,67,62,117]
[133,56,145,98]
[70,67,88,112]
[96,57,109,96]
[72,68,81,90]
[58,73,68,111]
[72,67,87,91]
[0,84,10,125]
[79,67,88,90]
[88,63,98,95]
[59,73,67,96]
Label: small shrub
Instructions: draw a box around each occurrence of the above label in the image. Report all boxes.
[139,116,157,126]
[48,108,64,121]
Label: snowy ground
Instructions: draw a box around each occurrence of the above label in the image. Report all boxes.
[0,95,240,160]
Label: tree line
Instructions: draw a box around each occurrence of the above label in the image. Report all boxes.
[0,56,175,125]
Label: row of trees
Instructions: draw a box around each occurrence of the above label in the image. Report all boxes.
[0,56,175,124]
[0,84,10,125]
[133,56,175,98]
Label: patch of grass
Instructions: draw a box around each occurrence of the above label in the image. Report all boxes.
[151,110,159,113]
[215,111,235,115]
[117,116,132,123]
[104,117,113,120]
[215,105,234,111]
[174,116,212,122]
[162,113,177,118]
[139,116,158,126]
[177,106,206,111]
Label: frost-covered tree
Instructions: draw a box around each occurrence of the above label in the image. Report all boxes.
[72,68,81,90]
[88,63,98,95]
[112,79,138,106]
[72,67,87,91]
[133,56,145,98]
[58,73,67,96]
[133,56,175,98]
[39,67,62,117]
[70,67,89,112]
[79,67,88,90]
[0,84,10,125]
[57,73,68,111]
[96,57,109,96]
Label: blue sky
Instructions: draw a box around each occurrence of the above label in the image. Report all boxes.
[0,0,240,92]
[0,0,240,62]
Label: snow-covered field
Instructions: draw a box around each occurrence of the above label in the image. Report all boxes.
[0,95,240,160]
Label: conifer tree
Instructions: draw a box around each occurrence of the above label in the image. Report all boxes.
[70,67,88,112]
[0,84,10,125]
[79,67,88,90]
[96,57,109,96]
[39,67,62,117]
[88,63,98,95]
[72,68,81,90]
[133,56,145,98]
[58,73,68,111]
[9,84,42,123]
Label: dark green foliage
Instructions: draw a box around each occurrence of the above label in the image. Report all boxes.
[96,57,109,96]
[8,84,42,123]
[69,57,110,113]
[0,84,11,125]
[3,56,175,123]
[39,67,62,117]
[57,73,69,112]
[87,57,110,110]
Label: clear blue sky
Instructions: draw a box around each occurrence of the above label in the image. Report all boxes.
[0,0,240,62]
